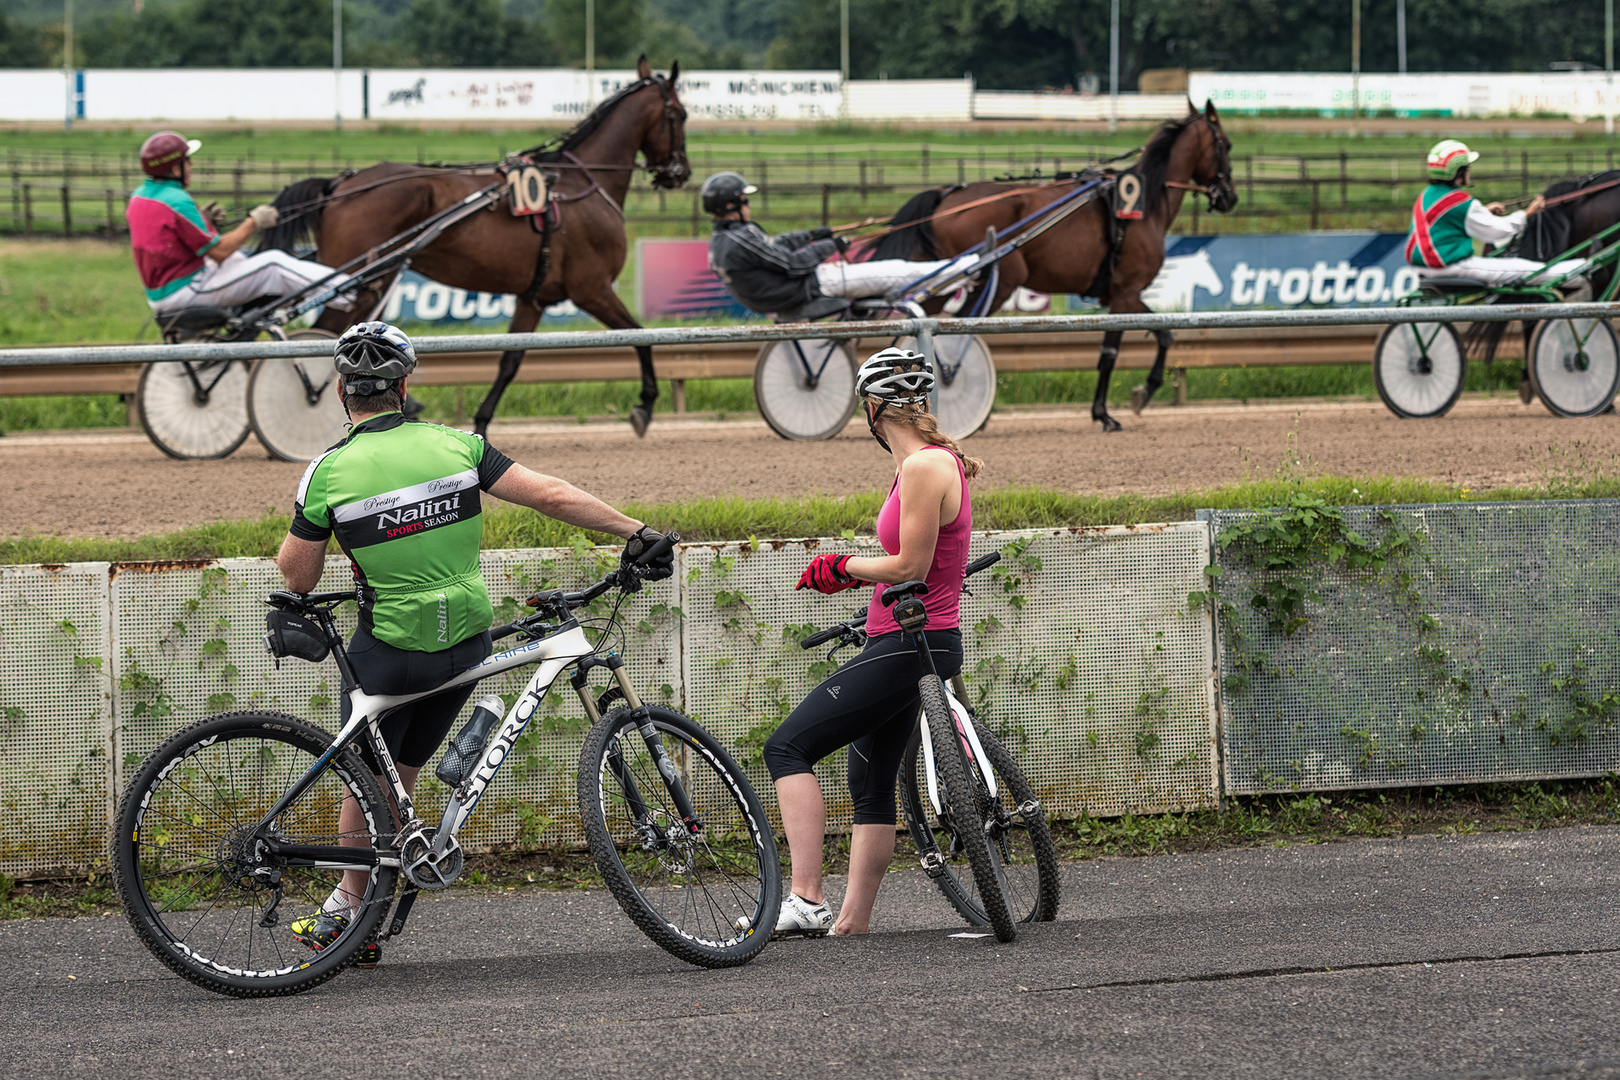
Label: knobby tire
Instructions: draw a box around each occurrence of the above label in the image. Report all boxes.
[917,675,1017,942]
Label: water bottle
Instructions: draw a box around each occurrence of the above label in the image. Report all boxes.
[435,694,507,786]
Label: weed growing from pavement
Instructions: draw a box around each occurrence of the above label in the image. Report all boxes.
[12,777,1620,921]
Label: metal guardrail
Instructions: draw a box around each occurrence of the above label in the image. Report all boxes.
[1,302,1617,369]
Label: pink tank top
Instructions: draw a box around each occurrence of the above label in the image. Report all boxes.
[865,448,972,636]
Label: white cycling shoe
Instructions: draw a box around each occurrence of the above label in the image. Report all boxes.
[771,893,834,939]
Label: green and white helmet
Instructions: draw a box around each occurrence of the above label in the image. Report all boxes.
[1427,140,1480,182]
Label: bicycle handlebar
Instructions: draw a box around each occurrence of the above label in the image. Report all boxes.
[797,550,1002,649]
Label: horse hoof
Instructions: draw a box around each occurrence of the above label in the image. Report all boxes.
[630,406,651,438]
[1130,385,1149,415]
[1518,378,1535,405]
[1096,414,1123,433]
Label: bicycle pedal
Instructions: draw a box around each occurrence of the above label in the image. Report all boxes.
[920,851,948,878]
[353,943,382,969]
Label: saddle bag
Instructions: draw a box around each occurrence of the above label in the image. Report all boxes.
[264,610,331,664]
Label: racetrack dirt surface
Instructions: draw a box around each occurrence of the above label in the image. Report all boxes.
[4,395,1619,540]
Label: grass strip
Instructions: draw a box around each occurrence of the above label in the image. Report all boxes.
[7,475,1619,565]
[10,777,1617,919]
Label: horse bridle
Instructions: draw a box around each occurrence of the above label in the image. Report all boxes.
[1166,114,1237,209]
[643,75,691,189]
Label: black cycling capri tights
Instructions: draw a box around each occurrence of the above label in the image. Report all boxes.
[763,629,963,826]
[342,627,494,773]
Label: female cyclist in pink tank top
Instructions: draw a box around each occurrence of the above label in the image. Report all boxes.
[761,347,984,938]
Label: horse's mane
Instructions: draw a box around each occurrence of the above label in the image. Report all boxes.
[524,77,662,160]
[1134,112,1198,215]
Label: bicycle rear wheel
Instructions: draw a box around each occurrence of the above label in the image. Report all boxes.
[578,705,781,967]
[917,675,1017,941]
[111,711,397,998]
[754,338,858,440]
[136,359,253,459]
[248,329,347,461]
[901,717,1060,926]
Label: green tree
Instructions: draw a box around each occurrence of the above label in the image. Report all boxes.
[0,11,47,67]
[547,0,645,66]
[403,0,504,65]
[82,0,334,67]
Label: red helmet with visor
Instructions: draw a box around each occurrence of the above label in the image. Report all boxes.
[139,131,201,179]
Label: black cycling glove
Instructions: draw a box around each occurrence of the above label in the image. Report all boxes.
[621,526,674,580]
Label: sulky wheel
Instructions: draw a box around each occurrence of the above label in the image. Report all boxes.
[896,333,996,440]
[136,359,253,459]
[247,329,348,462]
[1372,321,1466,418]
[1527,317,1620,418]
[754,338,858,440]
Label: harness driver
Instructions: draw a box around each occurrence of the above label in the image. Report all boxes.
[703,172,978,318]
[1406,140,1584,289]
[127,131,356,316]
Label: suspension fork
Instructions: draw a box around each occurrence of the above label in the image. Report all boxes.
[575,655,703,834]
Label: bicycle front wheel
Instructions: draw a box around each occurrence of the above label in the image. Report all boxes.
[917,676,1018,941]
[754,338,858,440]
[248,329,347,461]
[111,711,398,998]
[136,359,253,459]
[901,718,1060,927]
[578,705,781,968]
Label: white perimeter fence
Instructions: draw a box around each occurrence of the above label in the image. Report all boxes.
[5,500,1620,877]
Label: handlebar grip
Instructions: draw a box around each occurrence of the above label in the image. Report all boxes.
[490,622,517,642]
[636,530,679,566]
[798,625,846,650]
[965,552,1001,578]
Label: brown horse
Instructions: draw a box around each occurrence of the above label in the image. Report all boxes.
[867,101,1237,431]
[259,57,690,437]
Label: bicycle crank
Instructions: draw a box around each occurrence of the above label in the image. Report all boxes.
[400,826,464,890]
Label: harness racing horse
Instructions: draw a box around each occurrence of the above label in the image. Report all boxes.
[867,101,1237,431]
[258,57,690,437]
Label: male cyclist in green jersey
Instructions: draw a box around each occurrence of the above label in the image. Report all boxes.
[275,321,672,965]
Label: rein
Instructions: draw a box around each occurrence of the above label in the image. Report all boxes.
[1503,173,1620,210]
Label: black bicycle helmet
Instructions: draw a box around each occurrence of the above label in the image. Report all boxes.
[334,321,416,395]
[701,171,757,216]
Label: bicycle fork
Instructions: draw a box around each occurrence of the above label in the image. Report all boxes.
[572,656,706,842]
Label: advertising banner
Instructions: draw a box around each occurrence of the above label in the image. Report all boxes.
[1188,70,1620,121]
[1141,233,1420,312]
[368,69,840,122]
[379,269,591,326]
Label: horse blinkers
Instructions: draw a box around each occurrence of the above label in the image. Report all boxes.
[1201,115,1239,214]
[649,77,691,189]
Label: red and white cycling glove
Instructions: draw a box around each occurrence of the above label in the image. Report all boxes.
[796,553,859,594]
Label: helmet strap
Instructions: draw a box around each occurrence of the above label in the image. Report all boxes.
[865,400,893,454]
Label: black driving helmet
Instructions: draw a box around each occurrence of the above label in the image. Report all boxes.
[701,171,757,216]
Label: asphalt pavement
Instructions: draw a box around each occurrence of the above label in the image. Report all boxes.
[4,827,1620,1080]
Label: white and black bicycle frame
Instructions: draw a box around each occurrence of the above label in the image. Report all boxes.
[249,579,700,933]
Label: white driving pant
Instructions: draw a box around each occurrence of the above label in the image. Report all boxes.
[1421,256,1588,289]
[152,249,354,312]
[814,257,965,299]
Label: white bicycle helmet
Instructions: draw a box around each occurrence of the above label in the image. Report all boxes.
[856,347,935,404]
[334,321,417,397]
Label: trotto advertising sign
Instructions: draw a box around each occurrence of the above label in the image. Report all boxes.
[1140,233,1420,312]
[380,269,592,325]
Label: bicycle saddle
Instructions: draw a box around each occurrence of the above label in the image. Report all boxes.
[774,296,852,323]
[880,580,930,606]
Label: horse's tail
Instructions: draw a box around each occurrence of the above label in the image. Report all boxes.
[256,177,335,253]
[869,188,946,261]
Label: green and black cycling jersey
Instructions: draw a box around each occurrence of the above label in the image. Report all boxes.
[290,411,516,652]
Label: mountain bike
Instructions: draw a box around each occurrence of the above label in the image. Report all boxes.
[111,536,782,998]
[798,552,1060,942]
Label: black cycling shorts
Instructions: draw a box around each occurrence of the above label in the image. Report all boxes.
[342,627,493,772]
[763,629,963,826]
